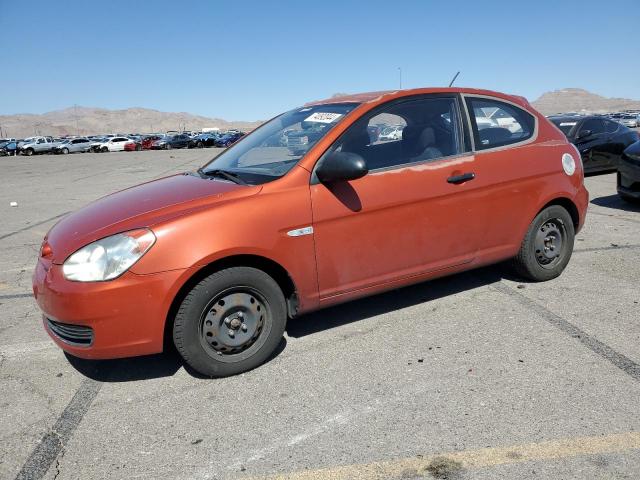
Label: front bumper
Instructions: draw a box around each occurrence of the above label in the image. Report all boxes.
[617,160,640,199]
[33,258,189,359]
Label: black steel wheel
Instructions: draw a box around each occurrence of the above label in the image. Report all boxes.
[513,205,575,281]
[173,267,286,377]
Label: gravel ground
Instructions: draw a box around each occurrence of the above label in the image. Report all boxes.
[1,148,639,480]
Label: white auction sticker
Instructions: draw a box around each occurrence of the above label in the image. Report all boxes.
[304,112,343,123]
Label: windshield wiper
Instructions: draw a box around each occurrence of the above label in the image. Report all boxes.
[197,168,248,186]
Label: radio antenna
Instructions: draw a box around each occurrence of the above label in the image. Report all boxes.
[448,71,460,87]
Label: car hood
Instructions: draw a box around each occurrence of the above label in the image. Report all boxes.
[45,173,261,264]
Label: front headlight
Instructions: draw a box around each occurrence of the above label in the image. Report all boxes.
[62,229,156,282]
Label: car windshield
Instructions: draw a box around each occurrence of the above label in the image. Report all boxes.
[551,119,577,135]
[200,103,358,184]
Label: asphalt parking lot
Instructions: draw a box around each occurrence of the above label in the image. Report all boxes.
[1,149,639,480]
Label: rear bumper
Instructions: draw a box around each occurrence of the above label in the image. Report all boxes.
[576,183,589,233]
[33,259,190,359]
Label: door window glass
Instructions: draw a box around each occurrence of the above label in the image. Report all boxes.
[579,119,605,136]
[466,97,535,150]
[330,96,461,171]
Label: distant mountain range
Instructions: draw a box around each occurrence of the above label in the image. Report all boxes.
[531,88,640,115]
[1,88,639,138]
[0,106,263,138]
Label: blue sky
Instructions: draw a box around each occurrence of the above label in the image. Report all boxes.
[1,0,638,120]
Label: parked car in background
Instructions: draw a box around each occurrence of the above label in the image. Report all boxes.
[150,134,191,149]
[141,135,164,150]
[189,132,220,148]
[124,141,142,151]
[617,140,640,203]
[96,137,133,152]
[89,137,108,152]
[33,87,588,377]
[619,114,640,128]
[548,115,638,173]
[53,137,92,154]
[378,125,404,141]
[0,139,17,156]
[215,131,244,148]
[18,136,56,155]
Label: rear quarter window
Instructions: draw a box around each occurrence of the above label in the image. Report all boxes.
[465,97,536,150]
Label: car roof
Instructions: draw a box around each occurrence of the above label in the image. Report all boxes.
[547,115,588,122]
[305,87,532,109]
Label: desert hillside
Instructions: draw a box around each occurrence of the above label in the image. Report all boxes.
[531,88,640,115]
[2,88,640,138]
[0,106,263,138]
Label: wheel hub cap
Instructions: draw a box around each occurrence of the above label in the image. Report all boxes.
[200,291,265,355]
[534,221,564,266]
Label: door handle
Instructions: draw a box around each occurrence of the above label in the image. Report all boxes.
[447,172,475,184]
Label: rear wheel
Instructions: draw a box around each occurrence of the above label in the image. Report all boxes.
[173,267,286,377]
[512,205,575,282]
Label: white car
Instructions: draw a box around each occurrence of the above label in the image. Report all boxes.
[379,125,404,141]
[96,136,133,152]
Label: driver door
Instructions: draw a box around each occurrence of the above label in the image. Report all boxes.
[310,95,484,301]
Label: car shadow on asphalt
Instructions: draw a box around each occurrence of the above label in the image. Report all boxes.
[286,265,511,339]
[65,264,514,382]
[65,337,288,382]
[591,194,640,213]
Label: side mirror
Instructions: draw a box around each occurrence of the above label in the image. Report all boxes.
[576,129,592,140]
[316,151,368,183]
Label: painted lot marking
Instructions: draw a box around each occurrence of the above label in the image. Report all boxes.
[247,431,640,480]
[14,378,102,480]
[491,282,640,382]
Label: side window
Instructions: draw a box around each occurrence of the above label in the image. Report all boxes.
[330,96,461,171]
[466,97,535,150]
[579,119,605,136]
[604,120,619,134]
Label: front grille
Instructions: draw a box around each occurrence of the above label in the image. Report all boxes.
[46,318,93,346]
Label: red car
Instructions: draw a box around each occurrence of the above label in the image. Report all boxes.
[141,135,164,150]
[33,87,588,377]
[124,141,142,152]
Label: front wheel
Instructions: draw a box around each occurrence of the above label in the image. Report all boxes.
[166,143,172,150]
[512,205,575,282]
[24,148,34,156]
[61,148,69,154]
[101,146,108,153]
[173,267,286,377]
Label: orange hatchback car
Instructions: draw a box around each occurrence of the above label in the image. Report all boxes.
[33,88,588,377]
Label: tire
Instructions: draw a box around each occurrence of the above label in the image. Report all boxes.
[166,143,172,150]
[101,146,108,153]
[173,267,286,377]
[136,144,142,151]
[197,141,204,148]
[24,148,34,156]
[512,205,575,282]
[61,148,69,154]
